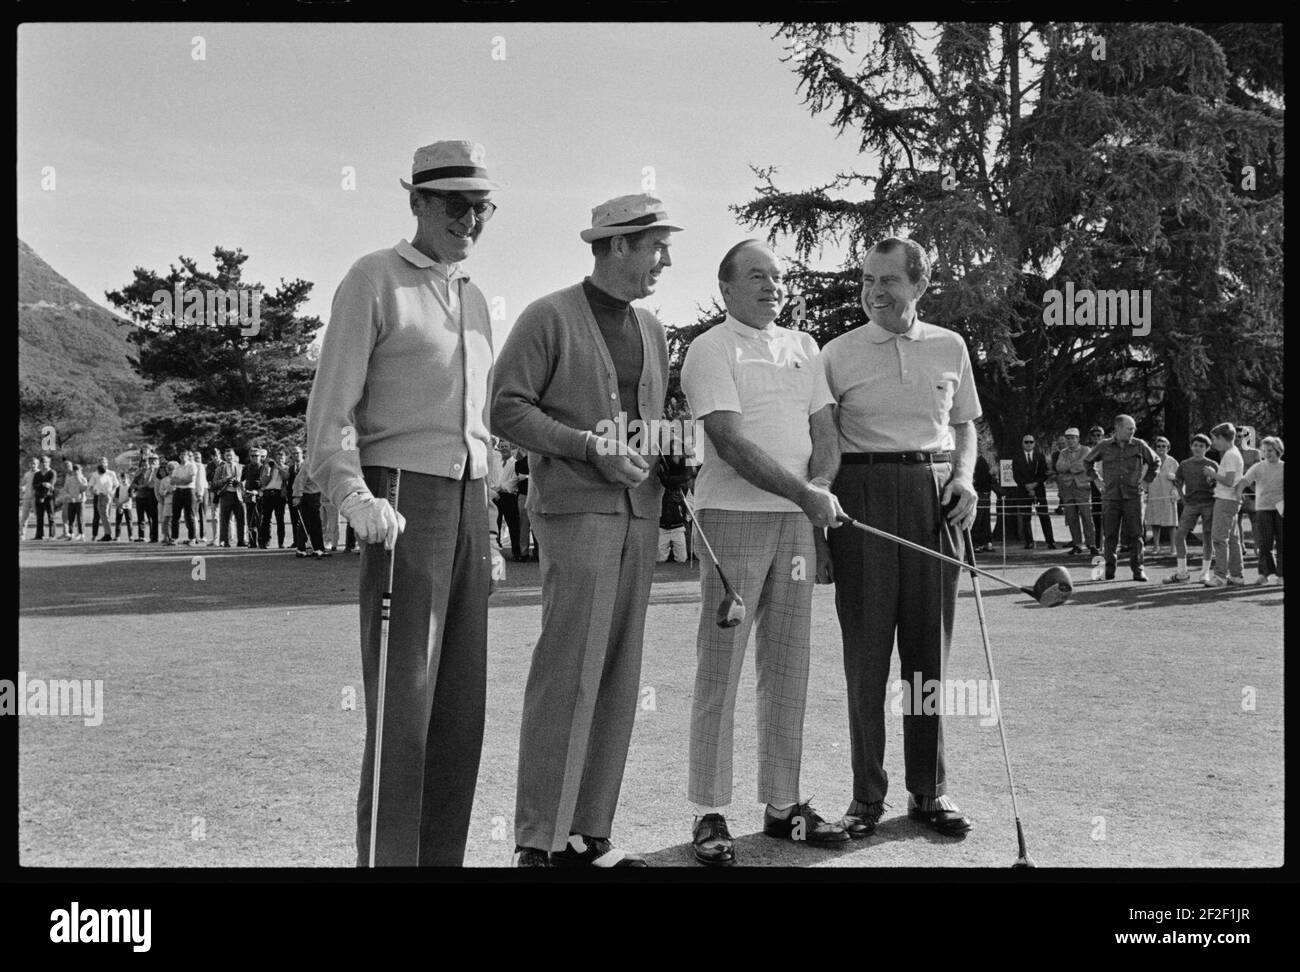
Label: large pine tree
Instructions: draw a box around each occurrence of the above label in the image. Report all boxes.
[675,22,1283,455]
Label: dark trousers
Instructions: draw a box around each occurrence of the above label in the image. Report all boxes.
[91,495,105,538]
[495,492,522,558]
[259,490,287,547]
[114,505,133,537]
[194,495,207,540]
[245,495,262,541]
[218,493,245,544]
[296,494,325,551]
[829,460,960,805]
[171,487,195,539]
[356,468,488,866]
[1102,496,1144,572]
[1090,483,1103,543]
[972,491,993,546]
[35,496,56,538]
[1256,509,1283,577]
[136,492,158,541]
[64,500,83,534]
[1015,486,1055,544]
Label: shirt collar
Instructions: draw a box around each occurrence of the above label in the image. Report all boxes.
[395,239,468,282]
[865,318,924,342]
[723,312,778,339]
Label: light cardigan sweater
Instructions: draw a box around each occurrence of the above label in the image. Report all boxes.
[491,281,668,518]
[306,240,494,511]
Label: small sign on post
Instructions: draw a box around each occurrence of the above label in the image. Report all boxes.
[999,459,1016,488]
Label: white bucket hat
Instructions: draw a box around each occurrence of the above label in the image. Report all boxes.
[580,193,684,242]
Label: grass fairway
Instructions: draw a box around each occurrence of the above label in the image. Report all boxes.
[18,538,1283,869]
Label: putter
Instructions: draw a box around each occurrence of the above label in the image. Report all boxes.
[369,469,400,867]
[965,530,1036,868]
[837,514,1073,607]
[683,495,745,628]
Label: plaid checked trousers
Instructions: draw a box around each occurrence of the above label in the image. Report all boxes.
[688,509,816,809]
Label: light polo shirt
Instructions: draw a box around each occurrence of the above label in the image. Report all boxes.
[306,239,494,510]
[681,313,834,512]
[821,318,981,453]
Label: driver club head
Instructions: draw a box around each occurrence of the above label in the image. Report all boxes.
[1012,854,1037,868]
[1029,566,1073,607]
[716,591,745,628]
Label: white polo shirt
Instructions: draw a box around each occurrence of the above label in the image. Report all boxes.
[681,314,834,512]
[1214,446,1243,501]
[821,318,981,452]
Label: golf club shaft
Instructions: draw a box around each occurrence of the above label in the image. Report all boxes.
[963,530,1027,830]
[683,495,732,589]
[369,469,400,868]
[839,514,1030,597]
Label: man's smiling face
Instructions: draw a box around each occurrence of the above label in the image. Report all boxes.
[861,246,927,334]
[413,189,492,263]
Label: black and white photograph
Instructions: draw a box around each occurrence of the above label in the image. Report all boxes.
[12,6,1286,947]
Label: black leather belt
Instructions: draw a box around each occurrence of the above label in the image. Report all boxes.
[842,451,952,465]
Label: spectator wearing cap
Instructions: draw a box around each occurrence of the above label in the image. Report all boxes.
[306,138,504,867]
[242,447,265,544]
[1145,436,1180,555]
[492,192,680,868]
[1054,427,1098,555]
[1237,435,1284,585]
[1084,415,1159,581]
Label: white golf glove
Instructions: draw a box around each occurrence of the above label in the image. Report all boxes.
[340,491,406,549]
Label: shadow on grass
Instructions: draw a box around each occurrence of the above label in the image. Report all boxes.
[641,814,970,868]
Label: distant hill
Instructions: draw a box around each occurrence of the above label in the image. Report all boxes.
[18,239,158,460]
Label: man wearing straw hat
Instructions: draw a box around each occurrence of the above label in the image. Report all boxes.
[306,139,503,866]
[492,193,680,867]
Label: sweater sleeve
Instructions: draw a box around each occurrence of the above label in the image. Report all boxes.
[490,301,591,462]
[307,264,381,509]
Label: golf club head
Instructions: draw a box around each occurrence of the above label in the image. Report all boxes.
[715,592,745,628]
[1012,854,1036,868]
[1031,566,1073,607]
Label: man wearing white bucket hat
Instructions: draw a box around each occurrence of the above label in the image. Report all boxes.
[493,193,681,867]
[306,139,504,866]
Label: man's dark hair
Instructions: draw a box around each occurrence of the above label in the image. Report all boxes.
[1190,433,1211,447]
[1210,422,1237,443]
[865,236,930,285]
[717,239,766,283]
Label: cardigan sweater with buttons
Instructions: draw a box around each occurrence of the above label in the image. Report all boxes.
[490,281,668,518]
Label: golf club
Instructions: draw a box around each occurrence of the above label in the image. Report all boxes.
[369,469,400,867]
[964,530,1036,868]
[683,495,745,628]
[836,514,1073,607]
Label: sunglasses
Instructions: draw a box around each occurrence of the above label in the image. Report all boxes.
[425,191,497,222]
[1023,439,1035,445]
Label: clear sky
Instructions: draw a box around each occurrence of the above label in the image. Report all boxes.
[18,22,867,344]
